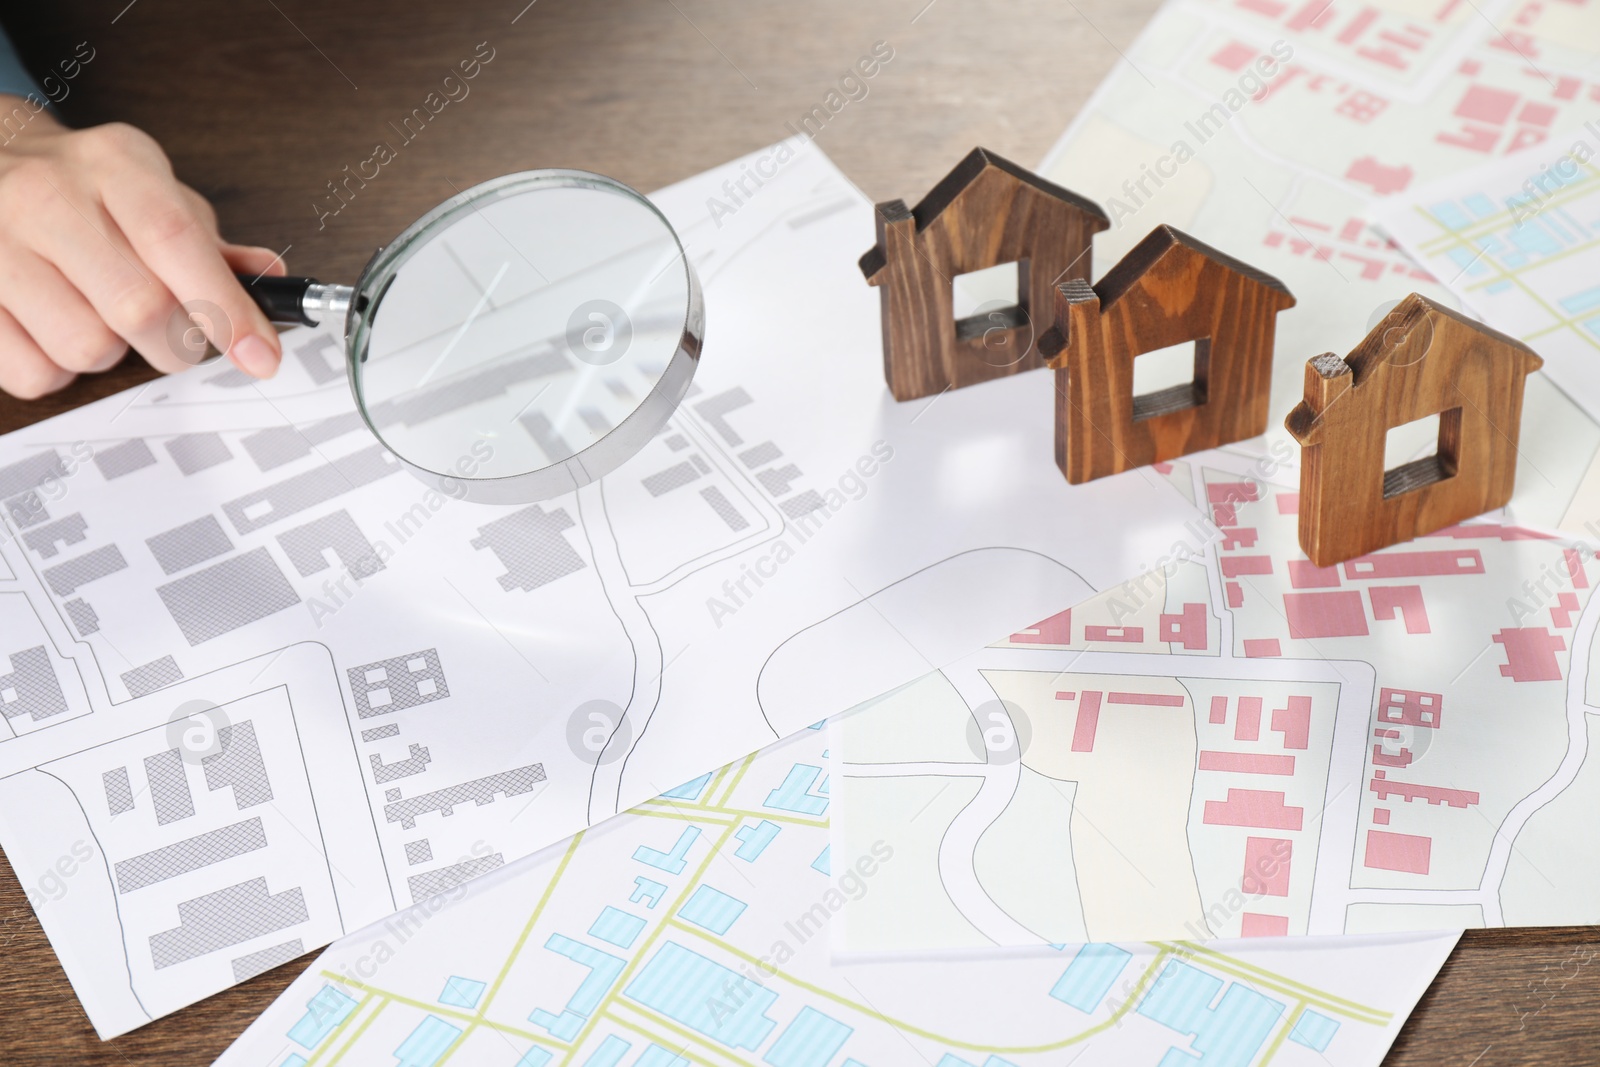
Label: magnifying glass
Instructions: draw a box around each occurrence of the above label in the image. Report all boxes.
[238,170,703,504]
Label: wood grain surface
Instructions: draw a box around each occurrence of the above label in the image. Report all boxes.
[0,2,1596,1064]
[1046,224,1295,483]
[1286,293,1542,567]
[861,146,1107,400]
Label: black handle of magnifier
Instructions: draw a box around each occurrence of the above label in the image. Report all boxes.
[238,273,319,327]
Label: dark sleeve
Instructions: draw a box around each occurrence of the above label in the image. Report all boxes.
[0,26,44,101]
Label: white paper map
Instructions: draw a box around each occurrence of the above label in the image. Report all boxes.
[215,722,1459,1067]
[833,450,1600,949]
[1038,0,1600,534]
[1374,124,1600,479]
[0,143,1202,1037]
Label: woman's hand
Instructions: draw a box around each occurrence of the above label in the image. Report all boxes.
[0,97,286,398]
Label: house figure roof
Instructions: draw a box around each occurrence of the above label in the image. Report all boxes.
[858,148,1109,282]
[1082,225,1295,315]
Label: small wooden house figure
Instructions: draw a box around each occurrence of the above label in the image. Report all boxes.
[1041,225,1296,484]
[858,147,1109,401]
[1285,292,1543,567]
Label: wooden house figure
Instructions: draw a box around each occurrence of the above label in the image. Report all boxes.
[1042,225,1296,484]
[858,147,1109,401]
[1285,292,1543,567]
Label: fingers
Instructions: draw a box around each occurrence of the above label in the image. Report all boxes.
[0,245,125,373]
[0,306,74,399]
[0,120,288,393]
[220,242,289,279]
[104,169,282,379]
[177,182,219,236]
[23,183,191,375]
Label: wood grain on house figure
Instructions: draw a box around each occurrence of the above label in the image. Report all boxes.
[1041,225,1295,483]
[1285,292,1543,567]
[860,147,1108,401]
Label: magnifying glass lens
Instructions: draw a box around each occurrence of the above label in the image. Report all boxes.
[349,173,700,502]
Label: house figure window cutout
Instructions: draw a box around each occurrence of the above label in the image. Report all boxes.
[1285,292,1544,568]
[1040,225,1296,484]
[858,147,1109,401]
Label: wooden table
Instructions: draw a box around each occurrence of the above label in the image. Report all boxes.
[1,1,1597,1062]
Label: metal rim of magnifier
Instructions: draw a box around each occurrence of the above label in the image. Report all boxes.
[342,169,704,505]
